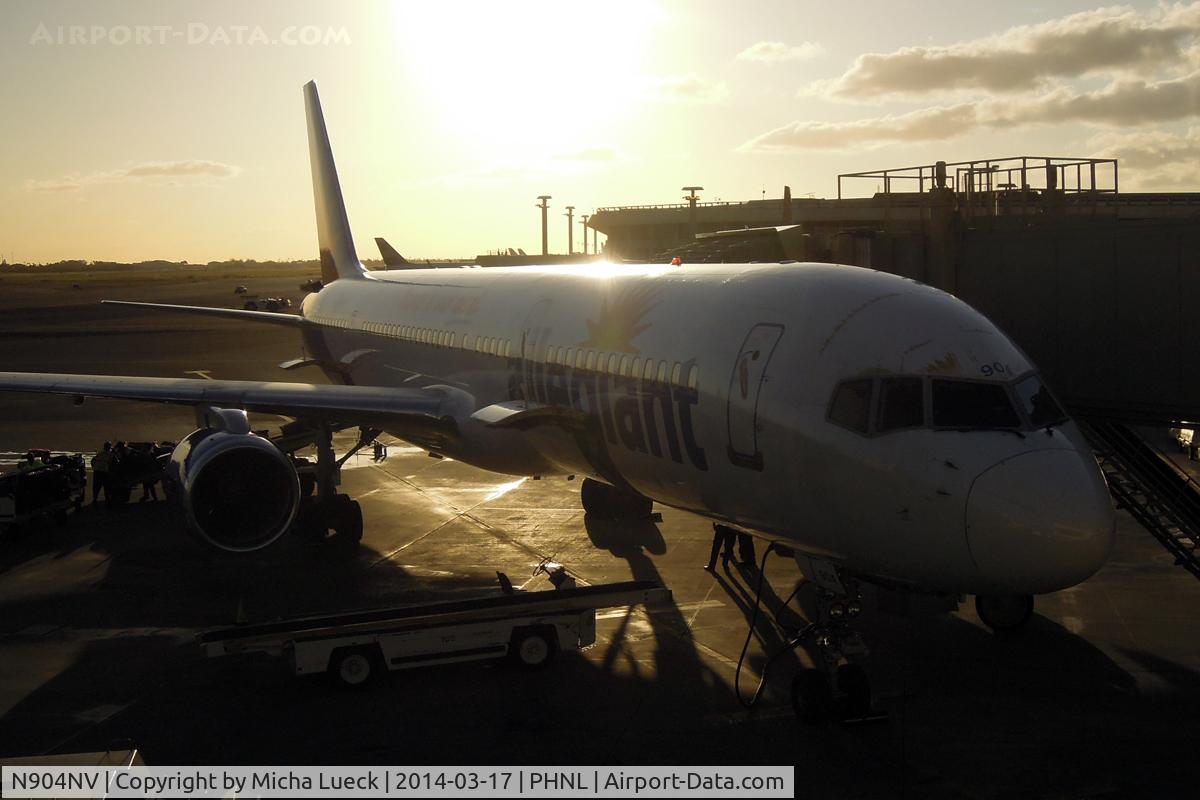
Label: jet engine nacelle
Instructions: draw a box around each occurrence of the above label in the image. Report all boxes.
[165,427,300,553]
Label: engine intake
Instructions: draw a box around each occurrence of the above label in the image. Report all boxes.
[166,428,300,552]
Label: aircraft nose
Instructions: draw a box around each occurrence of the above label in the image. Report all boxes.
[966,449,1115,594]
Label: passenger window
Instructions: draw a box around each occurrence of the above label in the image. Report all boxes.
[932,379,1021,429]
[644,359,656,381]
[632,357,642,379]
[564,348,573,367]
[829,379,873,434]
[687,365,699,391]
[877,377,924,432]
[586,351,596,370]
[608,353,619,375]
[619,355,630,376]
[576,349,586,369]
[657,361,668,383]
[504,340,511,357]
[671,362,682,386]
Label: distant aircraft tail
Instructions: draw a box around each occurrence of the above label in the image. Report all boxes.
[303,81,367,284]
[374,237,411,267]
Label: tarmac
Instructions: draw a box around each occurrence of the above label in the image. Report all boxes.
[0,274,1198,798]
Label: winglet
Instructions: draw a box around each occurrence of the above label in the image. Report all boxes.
[303,81,367,284]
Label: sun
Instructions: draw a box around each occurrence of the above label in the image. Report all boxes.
[388,1,660,161]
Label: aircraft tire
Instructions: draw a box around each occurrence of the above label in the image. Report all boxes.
[335,497,363,544]
[836,664,871,719]
[791,668,832,723]
[975,594,1034,631]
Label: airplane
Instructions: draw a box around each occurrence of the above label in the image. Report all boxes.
[0,82,1114,707]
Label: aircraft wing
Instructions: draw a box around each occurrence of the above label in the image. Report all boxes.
[101,301,306,328]
[0,372,457,439]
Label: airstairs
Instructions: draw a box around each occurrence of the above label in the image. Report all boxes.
[1078,420,1200,579]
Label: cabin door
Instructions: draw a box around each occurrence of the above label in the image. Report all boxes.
[726,323,785,470]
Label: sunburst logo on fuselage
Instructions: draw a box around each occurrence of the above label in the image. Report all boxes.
[577,285,660,353]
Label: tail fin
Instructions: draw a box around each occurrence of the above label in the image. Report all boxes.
[303,81,367,284]
[374,237,411,267]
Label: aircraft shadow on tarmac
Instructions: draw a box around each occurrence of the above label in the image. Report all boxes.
[1,507,1197,795]
[0,507,791,766]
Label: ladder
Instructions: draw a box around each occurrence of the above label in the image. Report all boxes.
[1078,420,1200,579]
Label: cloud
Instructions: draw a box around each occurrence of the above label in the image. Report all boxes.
[24,159,241,192]
[996,70,1200,126]
[641,75,728,104]
[737,40,824,63]
[1085,126,1200,187]
[825,4,1200,98]
[743,69,1200,151]
[122,160,240,179]
[740,104,979,151]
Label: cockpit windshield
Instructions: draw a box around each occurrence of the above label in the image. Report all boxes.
[931,379,1020,430]
[827,373,1068,436]
[1014,374,1069,428]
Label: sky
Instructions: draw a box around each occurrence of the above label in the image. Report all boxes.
[3,0,1200,263]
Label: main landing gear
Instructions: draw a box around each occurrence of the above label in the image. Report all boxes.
[292,423,367,547]
[580,478,653,520]
[974,594,1034,631]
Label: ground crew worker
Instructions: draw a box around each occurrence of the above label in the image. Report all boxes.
[704,524,736,572]
[736,532,757,567]
[135,443,159,502]
[90,441,113,505]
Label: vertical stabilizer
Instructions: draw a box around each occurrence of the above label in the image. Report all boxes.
[374,237,411,267]
[303,81,367,283]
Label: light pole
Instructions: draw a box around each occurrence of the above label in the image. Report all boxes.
[579,214,590,255]
[683,186,703,239]
[537,195,551,256]
[565,205,575,255]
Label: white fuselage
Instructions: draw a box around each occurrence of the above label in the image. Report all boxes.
[299,261,1115,596]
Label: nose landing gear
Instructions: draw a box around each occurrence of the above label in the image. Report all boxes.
[732,547,880,724]
[790,576,874,724]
